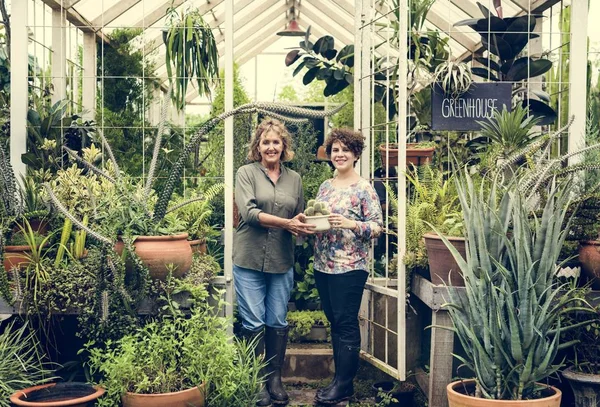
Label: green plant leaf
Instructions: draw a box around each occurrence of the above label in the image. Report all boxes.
[522,98,557,126]
[303,67,320,85]
[285,49,301,66]
[471,67,499,81]
[506,58,552,81]
[313,35,335,57]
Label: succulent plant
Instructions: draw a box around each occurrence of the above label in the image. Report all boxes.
[305,200,329,217]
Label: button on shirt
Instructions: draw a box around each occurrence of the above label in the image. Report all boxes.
[234,162,304,274]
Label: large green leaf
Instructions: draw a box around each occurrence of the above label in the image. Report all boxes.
[506,58,552,81]
[481,34,512,60]
[324,77,350,97]
[522,98,557,126]
[292,59,307,77]
[471,67,499,81]
[336,45,354,67]
[502,15,537,59]
[313,35,335,57]
[302,67,320,85]
[474,16,507,33]
[474,57,501,72]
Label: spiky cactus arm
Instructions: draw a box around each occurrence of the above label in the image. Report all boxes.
[152,102,347,223]
[43,183,113,246]
[497,117,574,173]
[145,86,172,198]
[0,144,22,218]
[96,129,122,181]
[166,195,207,214]
[63,147,116,183]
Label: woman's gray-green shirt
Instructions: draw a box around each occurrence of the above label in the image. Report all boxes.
[234,162,304,273]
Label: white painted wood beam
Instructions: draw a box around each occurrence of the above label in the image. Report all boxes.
[426,8,477,51]
[329,0,355,16]
[91,0,140,27]
[52,8,67,103]
[11,0,28,178]
[213,0,279,45]
[298,2,353,45]
[568,0,588,165]
[224,0,234,331]
[304,0,354,33]
[133,0,224,30]
[82,32,97,120]
[449,0,480,18]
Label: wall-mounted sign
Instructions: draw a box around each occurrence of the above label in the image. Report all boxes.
[431,82,512,131]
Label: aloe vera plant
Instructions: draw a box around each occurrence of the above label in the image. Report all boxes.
[436,169,585,400]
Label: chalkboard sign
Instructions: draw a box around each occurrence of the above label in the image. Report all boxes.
[431,83,512,131]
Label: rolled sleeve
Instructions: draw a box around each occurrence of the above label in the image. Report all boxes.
[235,167,263,227]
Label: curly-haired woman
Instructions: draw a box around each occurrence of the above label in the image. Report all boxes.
[312,128,383,404]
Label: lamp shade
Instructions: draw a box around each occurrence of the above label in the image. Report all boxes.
[277,20,306,37]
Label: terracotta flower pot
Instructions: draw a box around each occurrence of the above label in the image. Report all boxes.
[423,233,466,287]
[379,143,435,168]
[189,239,207,254]
[114,233,192,280]
[562,366,600,407]
[4,245,32,272]
[122,385,205,407]
[579,240,600,289]
[447,380,561,407]
[10,382,105,406]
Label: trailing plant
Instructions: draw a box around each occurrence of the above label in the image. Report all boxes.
[455,1,556,124]
[184,252,221,285]
[437,167,585,400]
[164,4,219,110]
[0,319,57,407]
[287,310,330,342]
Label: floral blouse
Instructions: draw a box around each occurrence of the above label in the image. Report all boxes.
[313,178,383,275]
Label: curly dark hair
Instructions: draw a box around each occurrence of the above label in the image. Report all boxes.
[324,128,365,158]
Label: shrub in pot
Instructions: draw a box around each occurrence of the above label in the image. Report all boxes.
[287,310,330,343]
[439,167,581,405]
[86,279,265,407]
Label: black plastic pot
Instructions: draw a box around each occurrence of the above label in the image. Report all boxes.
[372,381,415,407]
[562,366,600,407]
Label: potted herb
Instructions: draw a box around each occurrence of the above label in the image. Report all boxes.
[378,141,436,169]
[439,166,580,405]
[86,281,265,407]
[287,310,330,343]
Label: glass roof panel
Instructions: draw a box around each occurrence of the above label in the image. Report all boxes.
[73,0,121,24]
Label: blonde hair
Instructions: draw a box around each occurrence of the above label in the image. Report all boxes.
[247,118,295,162]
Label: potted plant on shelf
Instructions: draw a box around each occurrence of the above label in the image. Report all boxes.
[438,165,581,406]
[163,4,219,110]
[86,279,265,407]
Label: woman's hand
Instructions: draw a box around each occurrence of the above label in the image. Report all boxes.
[329,213,357,231]
[285,214,316,236]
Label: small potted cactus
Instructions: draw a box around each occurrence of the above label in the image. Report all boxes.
[304,200,331,231]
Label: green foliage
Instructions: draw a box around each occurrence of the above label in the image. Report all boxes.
[86,283,264,407]
[185,253,221,286]
[0,319,57,407]
[432,60,473,98]
[293,256,319,304]
[472,105,541,163]
[287,310,330,342]
[164,7,219,110]
[300,163,332,206]
[168,182,224,241]
[439,168,581,400]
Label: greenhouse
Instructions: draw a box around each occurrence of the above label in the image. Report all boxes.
[1,0,600,406]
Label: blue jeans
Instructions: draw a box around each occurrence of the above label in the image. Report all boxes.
[233,264,294,331]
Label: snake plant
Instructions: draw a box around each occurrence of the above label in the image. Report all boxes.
[435,169,585,400]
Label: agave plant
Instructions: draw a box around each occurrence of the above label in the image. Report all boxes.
[454,1,556,124]
[435,168,585,400]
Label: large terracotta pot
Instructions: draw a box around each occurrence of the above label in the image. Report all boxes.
[122,385,205,407]
[114,233,192,280]
[447,380,561,407]
[562,366,600,407]
[578,240,600,289]
[4,245,32,272]
[379,143,435,168]
[10,382,105,406]
[423,233,466,287]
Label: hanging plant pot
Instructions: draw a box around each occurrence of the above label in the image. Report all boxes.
[423,233,466,286]
[122,385,205,407]
[114,233,192,280]
[10,382,105,407]
[562,366,600,407]
[4,245,32,272]
[447,380,561,407]
[379,143,435,168]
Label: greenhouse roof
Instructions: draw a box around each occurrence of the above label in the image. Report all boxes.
[40,0,567,103]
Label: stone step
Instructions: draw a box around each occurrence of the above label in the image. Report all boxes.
[283,344,334,382]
